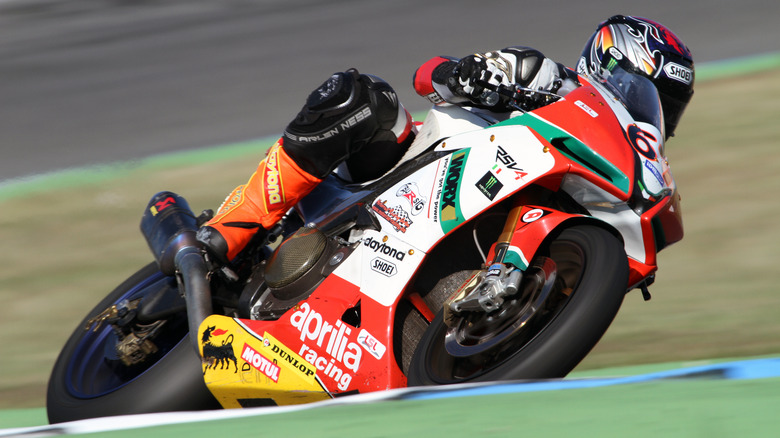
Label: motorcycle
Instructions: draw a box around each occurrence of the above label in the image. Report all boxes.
[46,57,683,423]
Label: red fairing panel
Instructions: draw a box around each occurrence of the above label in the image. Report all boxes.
[238,273,407,394]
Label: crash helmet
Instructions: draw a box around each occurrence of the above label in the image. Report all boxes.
[577,15,694,138]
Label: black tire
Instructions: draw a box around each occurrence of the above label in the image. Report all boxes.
[408,225,629,385]
[47,263,221,423]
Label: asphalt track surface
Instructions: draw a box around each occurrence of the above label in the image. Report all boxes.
[1,0,777,182]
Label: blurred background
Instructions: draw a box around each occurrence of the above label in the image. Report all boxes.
[2,0,778,180]
[2,0,780,412]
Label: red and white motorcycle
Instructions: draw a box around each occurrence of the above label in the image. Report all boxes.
[47,57,682,422]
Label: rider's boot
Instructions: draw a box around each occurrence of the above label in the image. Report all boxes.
[197,139,322,262]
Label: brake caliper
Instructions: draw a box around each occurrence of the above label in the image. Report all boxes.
[84,299,164,366]
[444,264,522,322]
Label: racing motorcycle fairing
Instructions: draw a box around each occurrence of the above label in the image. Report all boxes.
[202,241,417,406]
[496,85,636,201]
[201,67,682,405]
[47,58,689,422]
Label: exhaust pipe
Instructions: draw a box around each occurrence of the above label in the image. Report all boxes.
[140,191,213,352]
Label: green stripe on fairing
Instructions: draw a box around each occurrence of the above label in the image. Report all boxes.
[492,112,632,194]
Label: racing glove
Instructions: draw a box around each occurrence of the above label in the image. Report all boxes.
[447,53,513,108]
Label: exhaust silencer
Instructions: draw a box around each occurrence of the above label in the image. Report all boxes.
[140,191,200,276]
[140,191,213,352]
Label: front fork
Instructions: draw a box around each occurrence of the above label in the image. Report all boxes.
[445,204,526,315]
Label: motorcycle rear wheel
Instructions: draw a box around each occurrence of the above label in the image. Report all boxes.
[407,224,629,385]
[47,263,220,423]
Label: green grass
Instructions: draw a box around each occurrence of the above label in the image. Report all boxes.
[2,69,780,410]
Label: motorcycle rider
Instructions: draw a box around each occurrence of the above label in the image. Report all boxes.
[197,15,695,264]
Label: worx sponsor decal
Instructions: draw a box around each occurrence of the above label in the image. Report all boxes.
[439,150,468,233]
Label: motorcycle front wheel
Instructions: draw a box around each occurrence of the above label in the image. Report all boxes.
[407,224,629,385]
[47,263,220,423]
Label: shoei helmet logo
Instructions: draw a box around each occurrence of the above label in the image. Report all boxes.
[608,46,624,60]
[663,62,693,84]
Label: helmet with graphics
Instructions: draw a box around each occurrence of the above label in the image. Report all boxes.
[577,15,694,139]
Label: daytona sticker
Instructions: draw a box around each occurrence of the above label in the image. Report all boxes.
[215,185,245,216]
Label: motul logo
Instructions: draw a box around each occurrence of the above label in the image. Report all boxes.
[241,343,280,382]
